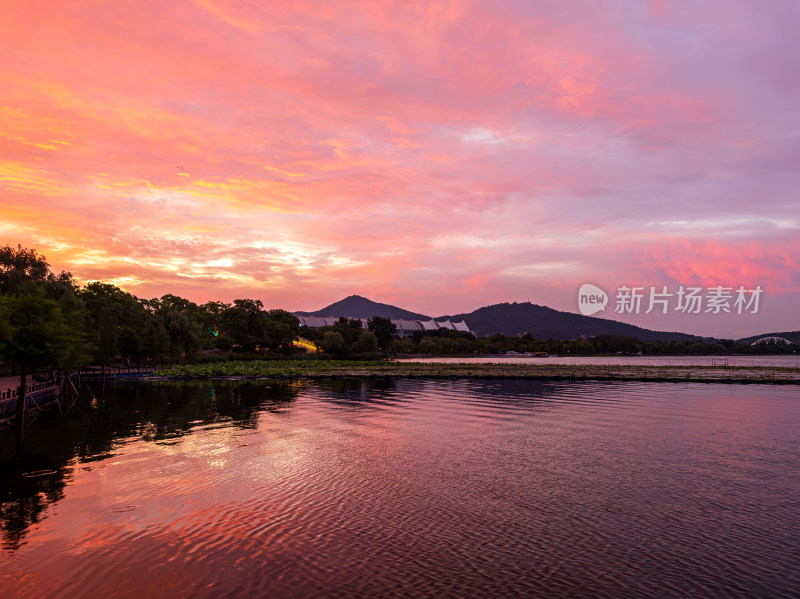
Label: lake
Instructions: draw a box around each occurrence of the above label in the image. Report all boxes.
[2,379,799,598]
[404,354,800,368]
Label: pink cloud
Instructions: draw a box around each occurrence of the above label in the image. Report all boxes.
[1,0,798,336]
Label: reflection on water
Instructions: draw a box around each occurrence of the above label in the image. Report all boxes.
[0,381,304,551]
[1,379,800,598]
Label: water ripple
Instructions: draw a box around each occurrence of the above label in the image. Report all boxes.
[2,380,800,597]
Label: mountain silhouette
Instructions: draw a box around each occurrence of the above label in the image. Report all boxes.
[436,301,701,341]
[295,296,703,341]
[294,294,430,321]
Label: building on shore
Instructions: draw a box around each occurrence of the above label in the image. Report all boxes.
[296,316,474,338]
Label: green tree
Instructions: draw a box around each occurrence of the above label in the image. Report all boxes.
[0,244,76,299]
[158,294,195,313]
[0,285,73,371]
[320,331,345,355]
[418,337,440,355]
[354,330,379,354]
[390,337,414,355]
[219,299,271,351]
[55,288,95,369]
[118,326,142,366]
[0,245,51,294]
[148,294,203,362]
[0,285,76,448]
[367,316,396,349]
[79,283,147,365]
[200,301,230,348]
[263,309,300,354]
[316,318,362,354]
[160,309,201,362]
[141,319,170,364]
[219,304,250,349]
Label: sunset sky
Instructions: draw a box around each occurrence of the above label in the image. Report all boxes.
[2,0,798,338]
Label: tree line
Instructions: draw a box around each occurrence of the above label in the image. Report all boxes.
[0,245,301,377]
[300,320,797,357]
[1,244,795,377]
[384,329,798,356]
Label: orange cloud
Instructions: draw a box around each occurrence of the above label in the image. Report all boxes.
[0,1,797,336]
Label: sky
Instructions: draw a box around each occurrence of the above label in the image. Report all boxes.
[2,0,799,338]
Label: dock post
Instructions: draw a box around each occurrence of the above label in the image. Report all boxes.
[15,366,27,457]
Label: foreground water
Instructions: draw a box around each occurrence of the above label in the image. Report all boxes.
[1,379,799,598]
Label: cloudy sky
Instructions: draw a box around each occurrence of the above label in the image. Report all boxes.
[2,0,798,338]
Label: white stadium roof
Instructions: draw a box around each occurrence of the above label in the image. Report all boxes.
[297,315,473,336]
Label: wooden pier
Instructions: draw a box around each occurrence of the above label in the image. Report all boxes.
[0,374,63,428]
[73,366,155,382]
[1,367,153,429]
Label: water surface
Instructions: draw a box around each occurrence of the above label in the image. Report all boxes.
[406,354,800,367]
[2,379,799,598]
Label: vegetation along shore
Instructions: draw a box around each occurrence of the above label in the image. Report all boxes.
[154,360,800,385]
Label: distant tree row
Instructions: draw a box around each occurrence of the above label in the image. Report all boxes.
[301,322,796,357]
[378,330,798,357]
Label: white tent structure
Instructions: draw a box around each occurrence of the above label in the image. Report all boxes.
[295,314,475,338]
[420,319,439,331]
[452,320,470,332]
[393,320,424,336]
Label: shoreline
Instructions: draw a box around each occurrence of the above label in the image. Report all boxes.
[151,361,800,385]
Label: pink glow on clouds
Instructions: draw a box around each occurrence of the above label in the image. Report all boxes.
[2,0,799,337]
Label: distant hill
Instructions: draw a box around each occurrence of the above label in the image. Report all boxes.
[435,301,701,342]
[295,294,430,321]
[736,331,800,345]
[295,296,800,344]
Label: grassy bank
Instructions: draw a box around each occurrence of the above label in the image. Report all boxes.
[154,360,800,384]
